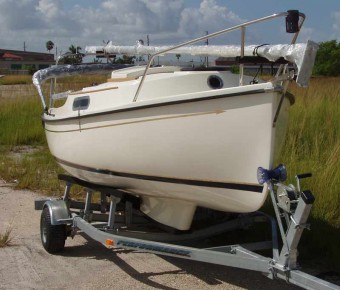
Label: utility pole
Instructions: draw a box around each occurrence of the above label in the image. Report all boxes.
[147,34,150,61]
[205,31,209,67]
[23,41,26,52]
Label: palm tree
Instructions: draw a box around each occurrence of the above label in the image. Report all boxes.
[64,45,83,64]
[46,40,54,53]
[68,44,81,54]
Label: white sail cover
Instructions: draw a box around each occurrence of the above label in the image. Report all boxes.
[85,40,318,87]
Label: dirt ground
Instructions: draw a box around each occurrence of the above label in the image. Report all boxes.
[0,183,309,290]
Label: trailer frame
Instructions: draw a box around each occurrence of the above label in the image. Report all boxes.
[35,167,340,290]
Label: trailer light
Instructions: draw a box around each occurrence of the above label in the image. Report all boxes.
[106,239,115,246]
[257,164,287,185]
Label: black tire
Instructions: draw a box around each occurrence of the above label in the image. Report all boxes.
[40,207,66,253]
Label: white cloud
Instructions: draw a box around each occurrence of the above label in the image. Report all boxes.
[36,0,62,19]
[142,0,184,31]
[0,0,248,52]
[0,0,338,55]
[178,0,245,41]
[2,0,309,54]
[73,0,185,45]
[0,0,82,51]
[0,0,42,30]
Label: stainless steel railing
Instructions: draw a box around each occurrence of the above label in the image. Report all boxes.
[132,11,305,102]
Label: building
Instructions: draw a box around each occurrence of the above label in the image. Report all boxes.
[0,49,55,74]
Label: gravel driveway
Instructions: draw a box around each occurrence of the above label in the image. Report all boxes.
[0,184,303,290]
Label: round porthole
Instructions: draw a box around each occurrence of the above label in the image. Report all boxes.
[207,75,223,89]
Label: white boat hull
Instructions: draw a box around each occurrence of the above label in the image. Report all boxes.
[44,79,289,230]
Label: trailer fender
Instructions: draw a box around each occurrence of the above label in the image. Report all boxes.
[43,200,71,225]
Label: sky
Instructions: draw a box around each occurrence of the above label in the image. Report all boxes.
[0,0,339,55]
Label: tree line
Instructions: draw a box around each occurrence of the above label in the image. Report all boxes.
[313,40,340,76]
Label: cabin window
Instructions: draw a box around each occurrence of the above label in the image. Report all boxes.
[73,96,90,110]
[208,75,223,89]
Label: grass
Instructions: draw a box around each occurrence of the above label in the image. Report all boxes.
[0,75,32,85]
[271,77,340,270]
[0,75,339,267]
[0,73,107,86]
[276,77,340,226]
[57,74,107,84]
[0,146,65,194]
[0,78,103,196]
[0,96,46,145]
[0,225,13,247]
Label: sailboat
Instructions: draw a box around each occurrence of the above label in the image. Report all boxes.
[33,10,318,230]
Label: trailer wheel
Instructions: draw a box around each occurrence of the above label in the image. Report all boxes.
[40,207,66,253]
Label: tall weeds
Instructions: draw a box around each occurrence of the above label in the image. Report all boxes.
[0,96,45,145]
[277,77,340,226]
[0,75,32,85]
[0,79,105,194]
[0,225,13,247]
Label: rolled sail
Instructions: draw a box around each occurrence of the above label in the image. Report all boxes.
[85,41,318,87]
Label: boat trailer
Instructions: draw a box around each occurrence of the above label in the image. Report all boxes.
[35,165,339,290]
